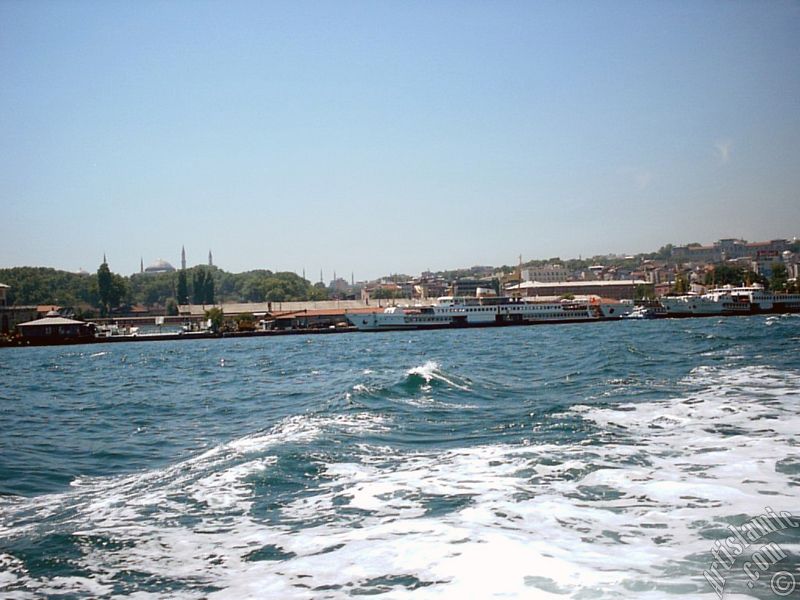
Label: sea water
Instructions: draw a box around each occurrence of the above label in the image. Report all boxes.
[1,315,798,599]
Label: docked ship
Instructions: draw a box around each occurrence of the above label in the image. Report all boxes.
[660,284,800,317]
[659,293,740,317]
[347,296,632,331]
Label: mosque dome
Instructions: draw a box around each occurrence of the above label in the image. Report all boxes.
[144,259,176,274]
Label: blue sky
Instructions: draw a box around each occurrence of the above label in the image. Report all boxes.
[1,1,799,280]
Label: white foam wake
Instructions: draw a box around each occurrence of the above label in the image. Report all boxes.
[1,366,798,599]
[0,412,391,599]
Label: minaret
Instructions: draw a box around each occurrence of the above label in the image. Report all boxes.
[103,253,107,265]
[140,257,144,273]
[320,269,323,284]
[302,267,306,281]
[333,270,337,282]
[181,246,186,270]
[208,250,213,267]
[351,272,354,286]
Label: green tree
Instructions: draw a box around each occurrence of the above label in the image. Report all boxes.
[769,263,788,292]
[127,272,176,308]
[635,284,655,300]
[673,273,689,294]
[743,270,767,287]
[189,268,216,304]
[656,244,673,259]
[110,274,128,310]
[177,270,189,304]
[97,262,113,316]
[95,263,128,315]
[204,274,215,304]
[706,264,751,287]
[204,306,224,332]
[165,298,178,316]
[192,269,207,304]
[234,312,255,331]
[0,267,98,308]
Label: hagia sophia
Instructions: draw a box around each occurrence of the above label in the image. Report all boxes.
[139,247,213,275]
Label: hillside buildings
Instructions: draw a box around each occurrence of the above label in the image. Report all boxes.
[671,238,790,263]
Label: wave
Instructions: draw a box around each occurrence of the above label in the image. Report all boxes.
[0,412,392,598]
[2,365,798,598]
[405,361,472,392]
[345,361,476,408]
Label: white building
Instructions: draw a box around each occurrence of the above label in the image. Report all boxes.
[521,264,570,283]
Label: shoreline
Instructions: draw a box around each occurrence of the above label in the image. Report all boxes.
[2,309,797,348]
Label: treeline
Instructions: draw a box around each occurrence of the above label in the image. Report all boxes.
[0,265,329,315]
[705,263,799,293]
[0,267,99,307]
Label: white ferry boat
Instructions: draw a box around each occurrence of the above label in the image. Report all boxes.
[347,296,631,331]
[660,293,733,316]
[717,284,800,313]
[660,284,800,317]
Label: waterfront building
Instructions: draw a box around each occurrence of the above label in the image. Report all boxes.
[16,311,95,343]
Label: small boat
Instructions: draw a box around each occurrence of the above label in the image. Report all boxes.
[622,306,659,319]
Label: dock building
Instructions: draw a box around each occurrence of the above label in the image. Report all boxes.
[16,311,95,343]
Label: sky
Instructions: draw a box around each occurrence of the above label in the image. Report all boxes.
[1,0,799,281]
